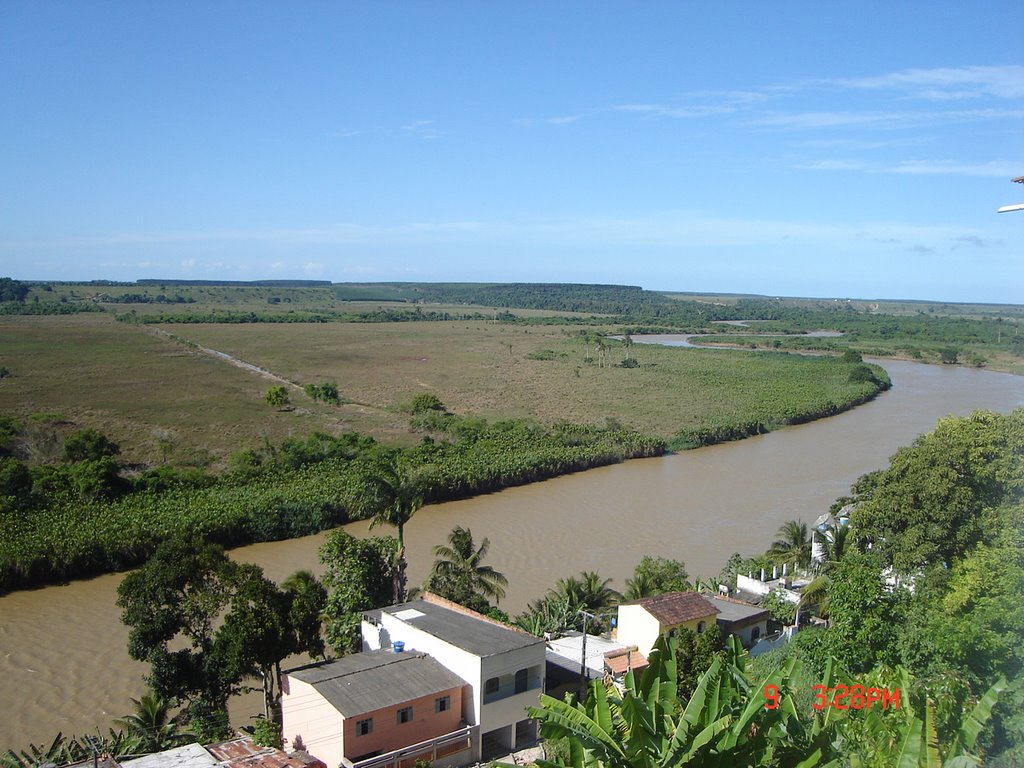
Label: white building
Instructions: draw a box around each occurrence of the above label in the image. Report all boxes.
[361,594,545,759]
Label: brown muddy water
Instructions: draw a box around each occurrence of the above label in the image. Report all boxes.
[1,360,1021,749]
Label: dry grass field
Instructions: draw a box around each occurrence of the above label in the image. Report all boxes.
[1,312,882,467]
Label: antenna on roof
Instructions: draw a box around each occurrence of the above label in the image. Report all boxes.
[998,176,1024,213]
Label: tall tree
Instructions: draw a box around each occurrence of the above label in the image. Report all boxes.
[360,457,424,603]
[319,530,398,654]
[282,569,327,661]
[116,537,237,730]
[423,525,508,612]
[624,555,690,599]
[114,692,193,753]
[768,519,811,570]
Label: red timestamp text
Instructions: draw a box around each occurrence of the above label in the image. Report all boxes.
[762,684,901,711]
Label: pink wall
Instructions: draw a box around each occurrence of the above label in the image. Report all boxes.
[343,685,466,763]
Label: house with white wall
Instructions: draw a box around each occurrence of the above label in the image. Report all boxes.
[616,592,719,657]
[281,649,471,768]
[361,594,545,759]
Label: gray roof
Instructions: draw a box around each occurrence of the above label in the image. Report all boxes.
[381,599,542,657]
[706,596,770,625]
[120,745,218,768]
[287,650,465,717]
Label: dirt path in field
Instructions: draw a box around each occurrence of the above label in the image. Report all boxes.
[145,326,302,389]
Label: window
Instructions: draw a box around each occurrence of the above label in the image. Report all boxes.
[356,718,373,736]
[397,706,413,724]
[515,668,528,694]
[485,677,499,695]
[435,695,451,713]
[751,626,761,642]
[696,621,706,634]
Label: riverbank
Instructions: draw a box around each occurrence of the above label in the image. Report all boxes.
[1,360,1020,751]
[0,420,663,594]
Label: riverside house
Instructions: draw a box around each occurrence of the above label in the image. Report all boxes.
[361,594,546,759]
[615,592,720,657]
[281,650,471,768]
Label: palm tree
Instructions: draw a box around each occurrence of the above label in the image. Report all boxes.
[768,519,811,570]
[800,523,854,620]
[114,692,193,753]
[551,570,622,630]
[424,525,508,611]
[361,457,424,603]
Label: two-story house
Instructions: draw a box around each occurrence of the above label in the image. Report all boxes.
[361,594,545,759]
[281,649,471,768]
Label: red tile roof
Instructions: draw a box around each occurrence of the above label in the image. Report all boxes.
[603,647,648,676]
[630,592,718,626]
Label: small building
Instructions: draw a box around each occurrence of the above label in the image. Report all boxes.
[119,745,220,768]
[281,649,471,768]
[544,632,648,698]
[705,595,770,648]
[362,594,546,759]
[615,592,719,657]
[206,737,326,768]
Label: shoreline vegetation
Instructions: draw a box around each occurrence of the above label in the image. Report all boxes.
[1,276,1014,595]
[0,351,888,592]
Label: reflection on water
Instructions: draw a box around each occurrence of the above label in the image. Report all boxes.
[0,361,1020,748]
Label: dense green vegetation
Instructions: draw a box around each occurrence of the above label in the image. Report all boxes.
[0,416,663,592]
[735,408,1024,765]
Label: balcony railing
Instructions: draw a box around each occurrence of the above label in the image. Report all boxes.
[348,725,477,768]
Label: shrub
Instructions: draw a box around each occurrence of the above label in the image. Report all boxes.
[303,382,341,404]
[408,393,446,414]
[265,386,290,407]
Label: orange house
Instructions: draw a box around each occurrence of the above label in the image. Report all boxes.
[282,649,471,768]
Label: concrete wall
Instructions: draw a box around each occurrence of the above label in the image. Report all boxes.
[368,615,484,727]
[480,647,544,739]
[616,605,662,657]
[281,675,346,768]
[342,686,465,764]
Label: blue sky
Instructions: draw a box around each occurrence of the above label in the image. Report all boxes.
[1,2,1022,303]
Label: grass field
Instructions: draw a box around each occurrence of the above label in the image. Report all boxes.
[0,314,886,466]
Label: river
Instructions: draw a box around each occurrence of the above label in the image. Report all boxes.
[0,360,1021,749]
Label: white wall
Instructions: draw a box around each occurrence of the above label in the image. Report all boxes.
[616,605,661,657]
[372,614,484,727]
[480,646,545,736]
[281,675,346,768]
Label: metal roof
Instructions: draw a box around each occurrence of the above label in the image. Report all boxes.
[380,599,542,657]
[120,745,219,768]
[706,596,770,624]
[287,650,465,718]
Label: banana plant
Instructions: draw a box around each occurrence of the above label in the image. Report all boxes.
[525,633,842,768]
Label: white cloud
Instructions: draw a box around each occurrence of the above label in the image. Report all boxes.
[401,120,445,139]
[838,65,1024,100]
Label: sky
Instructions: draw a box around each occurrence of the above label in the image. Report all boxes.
[1,2,1022,303]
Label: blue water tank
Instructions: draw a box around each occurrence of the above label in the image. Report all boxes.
[393,640,405,653]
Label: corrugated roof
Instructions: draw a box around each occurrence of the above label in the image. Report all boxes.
[206,738,325,768]
[119,745,219,768]
[287,650,465,717]
[706,596,770,625]
[381,599,542,657]
[628,592,718,626]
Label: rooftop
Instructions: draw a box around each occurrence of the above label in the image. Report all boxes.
[119,745,219,768]
[706,595,770,624]
[547,631,630,673]
[625,592,718,626]
[287,649,465,717]
[206,739,324,768]
[377,597,542,657]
